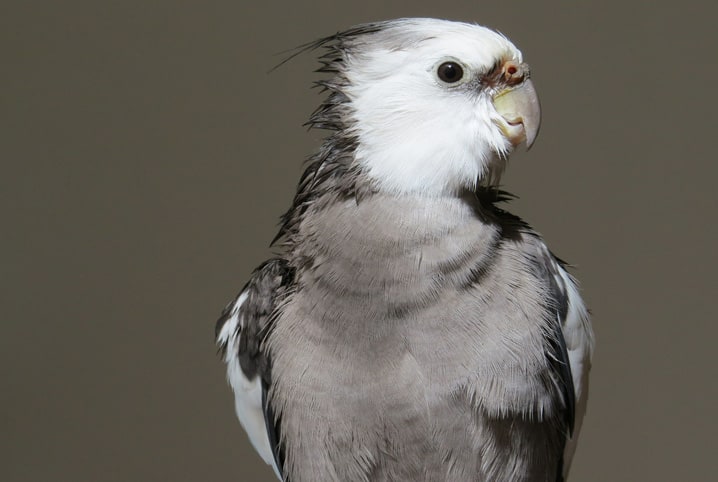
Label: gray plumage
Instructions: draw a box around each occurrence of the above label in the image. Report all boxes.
[216,18,593,482]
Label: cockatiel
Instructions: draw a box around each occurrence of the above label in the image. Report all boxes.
[216,18,594,482]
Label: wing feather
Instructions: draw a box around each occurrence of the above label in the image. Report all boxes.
[534,245,593,480]
[555,266,594,479]
[216,259,294,480]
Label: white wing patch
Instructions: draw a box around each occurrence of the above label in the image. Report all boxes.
[217,291,281,479]
[556,267,594,478]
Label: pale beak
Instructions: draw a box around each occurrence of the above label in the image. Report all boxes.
[492,78,541,149]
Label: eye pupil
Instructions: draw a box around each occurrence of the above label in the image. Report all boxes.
[438,62,464,83]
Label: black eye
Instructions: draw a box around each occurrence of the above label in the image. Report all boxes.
[437,62,464,83]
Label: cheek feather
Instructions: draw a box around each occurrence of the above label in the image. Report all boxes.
[350,96,495,195]
[349,81,514,196]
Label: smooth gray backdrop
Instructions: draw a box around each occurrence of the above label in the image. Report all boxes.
[3,1,716,481]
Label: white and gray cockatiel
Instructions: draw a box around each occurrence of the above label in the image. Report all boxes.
[216,18,594,482]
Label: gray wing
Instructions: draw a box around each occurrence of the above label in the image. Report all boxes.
[216,258,294,480]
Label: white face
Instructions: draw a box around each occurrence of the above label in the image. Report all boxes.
[342,20,525,196]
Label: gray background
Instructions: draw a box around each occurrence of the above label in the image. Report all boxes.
[2,1,716,481]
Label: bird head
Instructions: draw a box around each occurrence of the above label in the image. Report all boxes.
[305,18,540,197]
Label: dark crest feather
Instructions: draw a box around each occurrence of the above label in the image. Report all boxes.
[268,21,391,73]
[268,23,400,245]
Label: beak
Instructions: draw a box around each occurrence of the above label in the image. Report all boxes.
[492,78,541,149]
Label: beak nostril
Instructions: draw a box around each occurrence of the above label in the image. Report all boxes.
[501,62,524,85]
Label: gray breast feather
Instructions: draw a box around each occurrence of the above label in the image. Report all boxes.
[216,196,593,482]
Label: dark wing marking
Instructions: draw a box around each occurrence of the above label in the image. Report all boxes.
[541,250,576,434]
[262,380,286,480]
[534,247,577,482]
[216,258,294,479]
